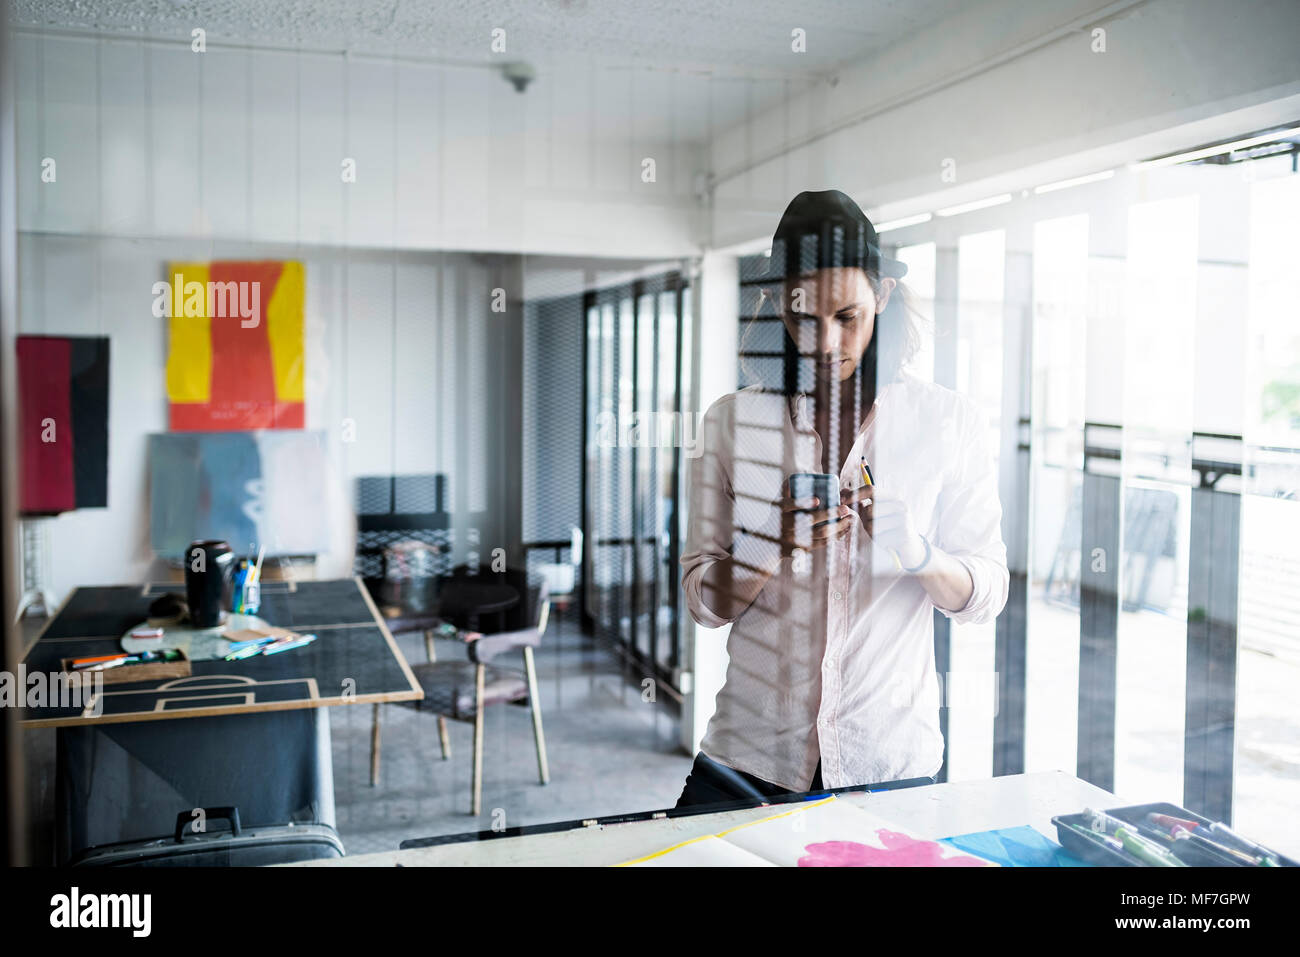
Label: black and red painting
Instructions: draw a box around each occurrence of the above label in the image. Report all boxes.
[16,335,110,515]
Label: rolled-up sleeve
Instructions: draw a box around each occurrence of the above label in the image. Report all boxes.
[933,398,1010,625]
[680,398,785,628]
[680,400,739,628]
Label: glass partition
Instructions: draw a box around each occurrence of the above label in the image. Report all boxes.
[1024,213,1088,775]
[7,5,1299,867]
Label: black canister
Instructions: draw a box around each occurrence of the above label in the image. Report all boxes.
[184,540,235,627]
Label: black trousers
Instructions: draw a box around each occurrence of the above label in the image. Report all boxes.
[674,752,824,809]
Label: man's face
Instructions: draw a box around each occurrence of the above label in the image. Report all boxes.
[777,267,895,383]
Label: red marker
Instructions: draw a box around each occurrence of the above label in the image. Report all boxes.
[1146,812,1201,833]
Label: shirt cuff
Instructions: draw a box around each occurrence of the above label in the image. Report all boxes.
[943,554,986,622]
[680,551,733,628]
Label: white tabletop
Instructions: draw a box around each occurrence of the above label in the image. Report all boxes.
[297,770,1117,867]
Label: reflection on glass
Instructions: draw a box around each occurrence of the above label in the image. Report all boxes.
[1114,195,1198,803]
[896,242,936,383]
[1025,214,1088,775]
[679,191,1009,805]
[946,229,1005,781]
[657,288,680,670]
[636,291,656,659]
[1237,170,1300,856]
[12,6,1300,858]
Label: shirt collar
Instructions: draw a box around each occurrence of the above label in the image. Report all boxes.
[790,392,811,429]
[788,377,907,431]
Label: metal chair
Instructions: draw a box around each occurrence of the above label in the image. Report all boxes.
[370,566,550,815]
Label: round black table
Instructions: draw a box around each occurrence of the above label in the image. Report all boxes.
[436,580,518,625]
[379,578,519,636]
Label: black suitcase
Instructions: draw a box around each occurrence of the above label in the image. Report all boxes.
[58,707,340,866]
[70,807,344,866]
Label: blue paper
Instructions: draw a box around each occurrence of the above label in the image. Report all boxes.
[940,825,1091,867]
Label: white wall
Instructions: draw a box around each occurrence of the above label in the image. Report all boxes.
[15,233,518,598]
[9,30,709,602]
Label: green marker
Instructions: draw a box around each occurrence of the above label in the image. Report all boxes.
[1117,826,1186,867]
[1061,820,1125,855]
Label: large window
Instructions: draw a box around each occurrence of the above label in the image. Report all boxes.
[1236,167,1300,854]
[896,242,936,383]
[946,229,1005,781]
[792,143,1298,854]
[725,133,1300,854]
[1025,213,1088,775]
[1111,195,1198,803]
[584,272,692,692]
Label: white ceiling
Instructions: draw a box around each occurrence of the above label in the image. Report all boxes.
[12,0,962,77]
[11,0,974,145]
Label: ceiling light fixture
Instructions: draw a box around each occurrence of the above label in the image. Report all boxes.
[1133,125,1300,170]
[875,212,932,232]
[1033,169,1115,194]
[935,194,1011,217]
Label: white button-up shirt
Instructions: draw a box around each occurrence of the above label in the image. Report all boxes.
[681,373,1009,791]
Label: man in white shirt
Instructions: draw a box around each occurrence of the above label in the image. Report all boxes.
[677,190,1009,806]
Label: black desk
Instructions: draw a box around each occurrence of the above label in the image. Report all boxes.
[21,578,421,862]
[22,577,421,726]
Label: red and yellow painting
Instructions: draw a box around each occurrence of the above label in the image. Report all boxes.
[163,260,305,431]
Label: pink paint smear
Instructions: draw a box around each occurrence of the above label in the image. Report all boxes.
[798,830,987,867]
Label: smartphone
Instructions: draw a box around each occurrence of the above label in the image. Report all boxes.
[788,472,842,527]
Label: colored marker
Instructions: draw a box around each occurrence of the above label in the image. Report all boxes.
[1084,808,1129,835]
[262,640,311,656]
[1117,826,1186,867]
[1085,808,1184,865]
[1170,826,1263,865]
[232,561,249,614]
[1146,812,1201,833]
[1203,823,1280,866]
[72,654,129,669]
[1060,820,1125,855]
[262,635,316,655]
[225,636,278,653]
[81,650,179,671]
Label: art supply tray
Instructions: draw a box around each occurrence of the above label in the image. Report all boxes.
[1053,801,1298,867]
[61,649,191,686]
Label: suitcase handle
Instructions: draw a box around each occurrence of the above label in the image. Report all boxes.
[175,806,242,843]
